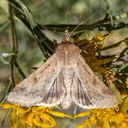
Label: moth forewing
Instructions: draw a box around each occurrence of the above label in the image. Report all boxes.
[73,55,118,108]
[7,53,65,107]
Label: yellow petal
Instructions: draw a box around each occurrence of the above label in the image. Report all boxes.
[120,97,128,112]
[40,113,58,127]
[25,113,35,127]
[120,121,128,127]
[74,111,91,118]
[92,33,110,42]
[33,115,43,126]
[10,109,18,128]
[33,115,54,128]
[18,122,27,128]
[20,111,30,123]
[0,103,17,109]
[32,106,46,113]
[76,123,87,128]
[50,111,72,118]
[117,112,125,123]
[27,112,35,121]
[103,121,110,128]
[109,125,117,128]
[17,106,31,114]
[89,115,97,124]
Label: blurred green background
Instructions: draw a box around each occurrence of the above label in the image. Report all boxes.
[0,0,128,127]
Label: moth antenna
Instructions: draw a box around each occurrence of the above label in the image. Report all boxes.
[66,13,97,40]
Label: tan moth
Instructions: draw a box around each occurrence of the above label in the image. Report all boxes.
[7,34,118,109]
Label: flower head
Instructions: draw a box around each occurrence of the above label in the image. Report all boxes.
[0,103,72,128]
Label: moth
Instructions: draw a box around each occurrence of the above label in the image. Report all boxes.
[7,34,118,109]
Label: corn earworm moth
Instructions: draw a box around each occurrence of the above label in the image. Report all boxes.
[7,34,118,109]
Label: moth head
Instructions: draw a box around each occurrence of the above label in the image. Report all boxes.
[56,32,81,54]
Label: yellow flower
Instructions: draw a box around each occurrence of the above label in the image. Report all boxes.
[75,106,128,128]
[0,103,71,128]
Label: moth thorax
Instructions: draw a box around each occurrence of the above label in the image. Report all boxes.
[61,100,72,109]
